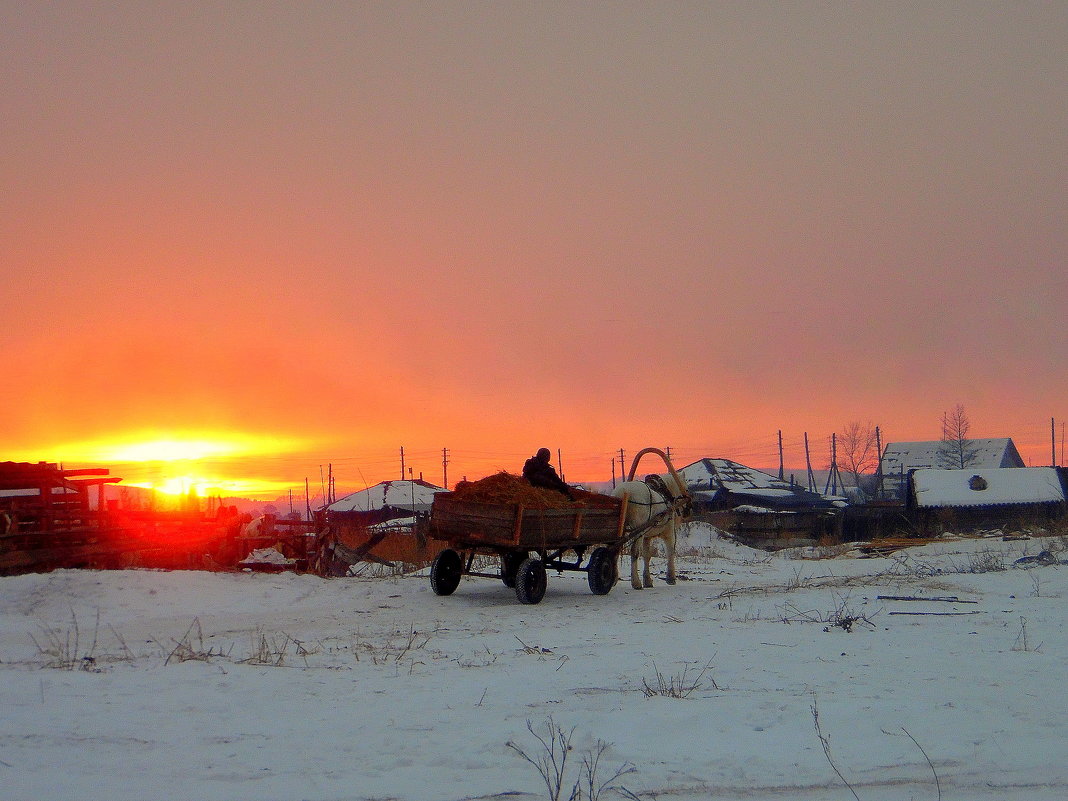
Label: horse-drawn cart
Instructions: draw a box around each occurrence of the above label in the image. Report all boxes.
[427,481,629,604]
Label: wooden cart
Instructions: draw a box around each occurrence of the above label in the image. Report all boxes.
[427,492,629,604]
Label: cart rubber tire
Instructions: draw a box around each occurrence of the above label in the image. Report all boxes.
[430,549,463,596]
[515,557,547,605]
[501,551,524,588]
[587,547,618,595]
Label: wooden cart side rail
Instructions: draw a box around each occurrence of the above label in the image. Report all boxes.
[571,508,584,540]
[429,494,627,553]
[512,504,523,547]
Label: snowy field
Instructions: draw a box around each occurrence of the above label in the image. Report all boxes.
[2,523,1067,801]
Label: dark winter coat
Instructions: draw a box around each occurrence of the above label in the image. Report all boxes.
[522,454,573,499]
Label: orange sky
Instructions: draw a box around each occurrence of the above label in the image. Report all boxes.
[2,3,1066,499]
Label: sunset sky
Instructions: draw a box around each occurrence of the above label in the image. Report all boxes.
[3,2,1066,498]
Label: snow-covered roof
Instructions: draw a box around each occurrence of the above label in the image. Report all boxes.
[881,438,1023,475]
[679,459,793,492]
[327,479,447,513]
[912,467,1065,508]
[678,458,834,507]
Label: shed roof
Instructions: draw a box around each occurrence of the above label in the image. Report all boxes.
[327,479,447,513]
[678,458,834,507]
[881,438,1024,475]
[911,467,1065,508]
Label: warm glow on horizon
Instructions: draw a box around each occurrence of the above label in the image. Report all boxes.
[4,431,316,501]
[10,431,310,466]
[127,474,291,499]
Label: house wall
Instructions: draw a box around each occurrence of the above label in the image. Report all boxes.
[914,502,1067,537]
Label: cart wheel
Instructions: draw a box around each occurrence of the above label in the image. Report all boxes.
[515,557,547,605]
[587,547,618,595]
[501,551,524,588]
[430,549,463,596]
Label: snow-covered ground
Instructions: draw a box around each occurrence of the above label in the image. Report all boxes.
[2,523,1066,801]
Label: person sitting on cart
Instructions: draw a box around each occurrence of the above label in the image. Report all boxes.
[523,448,574,500]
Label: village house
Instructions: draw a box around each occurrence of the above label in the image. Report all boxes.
[906,466,1068,535]
[676,458,841,548]
[878,438,1026,500]
[677,458,837,512]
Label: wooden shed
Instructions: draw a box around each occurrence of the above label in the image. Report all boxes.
[906,466,1067,535]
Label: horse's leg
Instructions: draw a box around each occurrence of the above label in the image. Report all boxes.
[642,536,654,588]
[665,520,677,585]
[630,537,643,589]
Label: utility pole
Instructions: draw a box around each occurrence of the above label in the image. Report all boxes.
[665,446,672,463]
[557,448,564,482]
[305,477,311,521]
[400,446,405,480]
[777,430,784,480]
[442,447,450,490]
[618,448,626,482]
[611,458,617,489]
[824,433,841,497]
[804,432,815,493]
[874,426,884,499]
[1053,417,1057,467]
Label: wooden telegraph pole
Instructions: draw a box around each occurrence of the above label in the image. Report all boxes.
[824,433,842,497]
[804,432,815,493]
[874,426,884,499]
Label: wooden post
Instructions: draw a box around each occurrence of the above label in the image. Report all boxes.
[778,430,784,480]
[512,504,524,546]
[804,432,815,493]
[875,426,884,499]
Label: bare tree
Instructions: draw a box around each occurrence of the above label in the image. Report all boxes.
[937,404,981,468]
[837,421,879,490]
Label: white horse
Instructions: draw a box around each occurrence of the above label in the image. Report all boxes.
[612,472,688,590]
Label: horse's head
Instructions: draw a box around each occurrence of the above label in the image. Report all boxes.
[643,473,692,515]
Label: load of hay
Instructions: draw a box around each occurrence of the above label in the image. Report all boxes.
[450,472,617,509]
